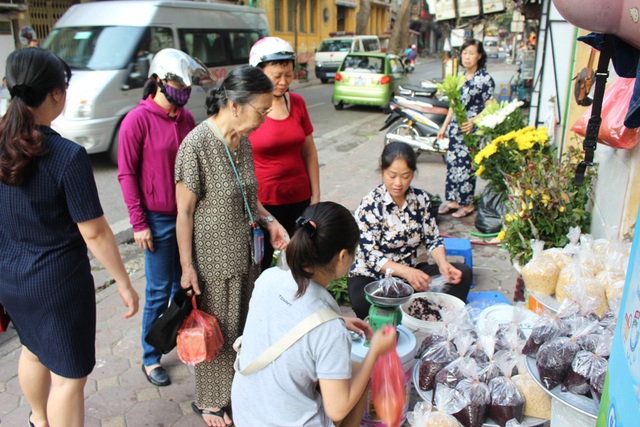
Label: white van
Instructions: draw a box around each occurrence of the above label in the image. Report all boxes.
[43,0,269,164]
[483,36,500,58]
[314,33,381,83]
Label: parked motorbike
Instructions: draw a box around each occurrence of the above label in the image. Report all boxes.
[380,91,450,160]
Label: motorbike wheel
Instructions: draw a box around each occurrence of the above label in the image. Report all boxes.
[385,122,421,152]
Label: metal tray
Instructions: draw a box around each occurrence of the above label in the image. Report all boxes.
[525,356,598,419]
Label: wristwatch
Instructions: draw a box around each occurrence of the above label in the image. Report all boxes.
[261,215,275,225]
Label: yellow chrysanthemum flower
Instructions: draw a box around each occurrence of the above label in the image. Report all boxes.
[497,229,506,241]
[559,206,566,212]
[525,189,532,196]
[475,165,486,176]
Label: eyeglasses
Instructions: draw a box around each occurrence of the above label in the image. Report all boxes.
[247,103,272,117]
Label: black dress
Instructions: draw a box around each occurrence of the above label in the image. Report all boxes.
[0,126,104,378]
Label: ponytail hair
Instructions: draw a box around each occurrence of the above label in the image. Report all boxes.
[205,65,273,116]
[287,202,360,298]
[0,48,70,185]
[142,77,159,99]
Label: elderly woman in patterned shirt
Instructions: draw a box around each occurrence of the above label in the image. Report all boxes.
[347,142,472,320]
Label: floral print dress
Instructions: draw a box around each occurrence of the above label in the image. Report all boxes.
[445,68,495,205]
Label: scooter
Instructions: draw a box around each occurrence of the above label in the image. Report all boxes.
[380,93,450,159]
[403,56,415,73]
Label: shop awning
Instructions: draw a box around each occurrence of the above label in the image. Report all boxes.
[0,3,26,13]
[335,0,356,8]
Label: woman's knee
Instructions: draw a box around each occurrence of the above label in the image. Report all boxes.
[347,278,370,320]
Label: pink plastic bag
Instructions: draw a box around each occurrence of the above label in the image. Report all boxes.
[371,326,404,427]
[176,296,224,366]
[571,77,640,149]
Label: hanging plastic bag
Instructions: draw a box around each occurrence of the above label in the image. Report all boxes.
[571,77,640,149]
[488,351,525,427]
[521,240,560,296]
[474,185,506,234]
[371,325,404,427]
[176,296,224,366]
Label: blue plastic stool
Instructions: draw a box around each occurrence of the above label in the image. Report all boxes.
[443,237,473,288]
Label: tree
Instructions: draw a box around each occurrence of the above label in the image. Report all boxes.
[388,0,412,54]
[356,0,372,35]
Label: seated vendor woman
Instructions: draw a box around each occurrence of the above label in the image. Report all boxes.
[348,141,472,319]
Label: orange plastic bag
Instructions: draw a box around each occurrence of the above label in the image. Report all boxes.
[176,296,224,366]
[371,326,404,427]
[571,77,640,149]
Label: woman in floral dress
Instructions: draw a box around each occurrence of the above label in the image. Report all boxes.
[437,39,495,218]
[175,66,288,427]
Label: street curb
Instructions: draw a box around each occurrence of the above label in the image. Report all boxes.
[112,217,133,245]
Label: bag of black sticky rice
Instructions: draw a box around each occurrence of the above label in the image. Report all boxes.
[418,332,458,391]
[535,318,599,390]
[562,334,612,396]
[478,330,502,384]
[521,299,576,356]
[453,359,491,427]
[370,268,411,298]
[488,351,525,427]
[416,331,446,360]
[434,334,475,391]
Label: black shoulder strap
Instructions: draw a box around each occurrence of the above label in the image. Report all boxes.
[574,35,613,187]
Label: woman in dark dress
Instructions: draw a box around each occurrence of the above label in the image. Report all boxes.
[437,39,495,218]
[0,48,139,427]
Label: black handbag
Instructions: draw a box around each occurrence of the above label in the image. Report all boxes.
[144,287,193,354]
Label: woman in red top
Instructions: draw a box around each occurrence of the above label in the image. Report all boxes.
[249,37,320,271]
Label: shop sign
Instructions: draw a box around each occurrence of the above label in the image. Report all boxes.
[434,0,455,21]
[335,0,356,8]
[596,204,640,426]
[457,0,480,18]
[482,0,505,14]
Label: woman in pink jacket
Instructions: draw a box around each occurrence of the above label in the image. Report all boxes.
[117,49,207,387]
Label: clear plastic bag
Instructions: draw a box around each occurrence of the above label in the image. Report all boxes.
[555,259,594,302]
[535,319,599,390]
[176,296,224,366]
[541,247,573,270]
[453,359,491,427]
[371,326,404,427]
[407,400,462,427]
[521,240,560,295]
[418,335,459,391]
[511,373,551,419]
[562,334,611,395]
[564,277,608,317]
[521,311,567,357]
[434,334,476,391]
[562,226,582,256]
[370,268,411,298]
[488,351,525,427]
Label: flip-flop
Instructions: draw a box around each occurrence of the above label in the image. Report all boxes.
[438,202,459,215]
[451,206,475,218]
[28,411,35,427]
[191,402,233,426]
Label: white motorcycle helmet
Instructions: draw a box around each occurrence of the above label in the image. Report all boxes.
[148,48,209,86]
[249,37,296,68]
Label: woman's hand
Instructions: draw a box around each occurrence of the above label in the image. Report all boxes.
[404,267,432,292]
[437,127,447,140]
[343,317,373,340]
[369,326,397,358]
[181,264,201,295]
[460,119,475,134]
[117,284,140,318]
[134,229,154,252]
[267,221,289,251]
[438,262,463,284]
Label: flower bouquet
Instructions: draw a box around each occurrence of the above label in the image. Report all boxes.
[436,74,479,150]
[474,99,527,144]
[497,146,596,265]
[474,126,551,197]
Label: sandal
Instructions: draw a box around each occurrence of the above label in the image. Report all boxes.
[191,402,234,426]
[438,202,459,215]
[451,205,475,218]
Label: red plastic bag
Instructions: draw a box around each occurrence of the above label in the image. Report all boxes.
[176,296,224,366]
[371,326,404,427]
[571,77,640,149]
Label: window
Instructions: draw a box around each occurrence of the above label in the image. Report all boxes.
[288,0,294,32]
[299,0,305,33]
[310,0,315,33]
[274,1,281,32]
[179,30,261,67]
[341,55,384,74]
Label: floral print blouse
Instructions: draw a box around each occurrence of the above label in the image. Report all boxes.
[349,184,444,279]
